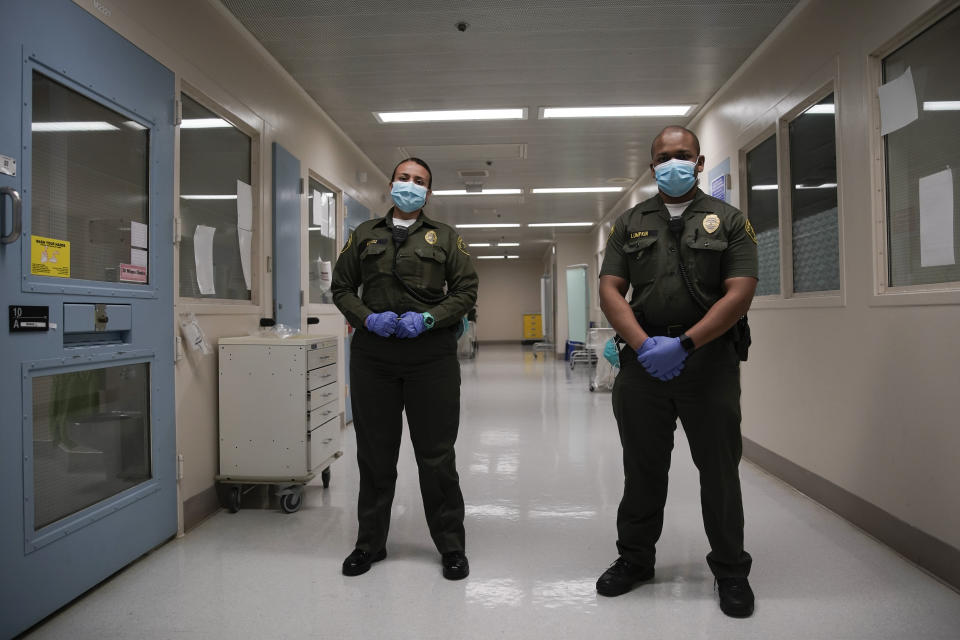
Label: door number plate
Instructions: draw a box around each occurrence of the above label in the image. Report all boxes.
[9,305,49,332]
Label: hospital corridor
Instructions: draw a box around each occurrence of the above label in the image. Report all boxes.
[2,0,960,638]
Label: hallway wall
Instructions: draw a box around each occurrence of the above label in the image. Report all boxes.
[596,0,960,586]
[74,0,388,531]
[474,260,544,342]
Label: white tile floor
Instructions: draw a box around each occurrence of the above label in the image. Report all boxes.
[28,345,960,639]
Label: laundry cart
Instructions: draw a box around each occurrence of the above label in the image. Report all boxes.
[217,334,343,513]
[585,327,616,390]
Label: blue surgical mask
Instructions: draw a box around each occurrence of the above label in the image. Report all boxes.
[654,158,698,197]
[391,181,428,213]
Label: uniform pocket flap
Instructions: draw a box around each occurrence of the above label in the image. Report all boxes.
[414,246,447,263]
[623,235,658,253]
[686,237,728,251]
[360,242,388,259]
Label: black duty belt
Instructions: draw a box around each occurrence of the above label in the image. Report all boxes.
[642,324,689,338]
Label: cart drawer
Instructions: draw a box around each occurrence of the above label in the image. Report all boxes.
[308,401,339,429]
[308,415,340,469]
[308,383,338,411]
[307,364,337,391]
[307,346,336,370]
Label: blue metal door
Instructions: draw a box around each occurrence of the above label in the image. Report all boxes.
[0,1,176,635]
[272,142,302,329]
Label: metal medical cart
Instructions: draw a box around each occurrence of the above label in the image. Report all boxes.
[216,334,343,513]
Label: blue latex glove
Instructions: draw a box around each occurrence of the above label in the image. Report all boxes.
[365,311,399,337]
[395,311,427,339]
[637,336,688,381]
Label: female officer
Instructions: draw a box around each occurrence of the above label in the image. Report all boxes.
[331,157,478,581]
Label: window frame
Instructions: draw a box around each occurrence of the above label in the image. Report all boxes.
[174,81,263,315]
[739,124,783,300]
[869,1,960,306]
[305,170,343,315]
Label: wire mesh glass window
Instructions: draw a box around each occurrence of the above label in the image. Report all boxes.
[884,8,960,287]
[789,93,840,293]
[308,178,337,304]
[178,94,252,300]
[745,134,780,296]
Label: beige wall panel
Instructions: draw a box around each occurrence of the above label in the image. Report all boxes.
[474,260,544,341]
[596,0,959,548]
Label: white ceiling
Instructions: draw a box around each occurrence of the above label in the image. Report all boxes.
[221,0,799,259]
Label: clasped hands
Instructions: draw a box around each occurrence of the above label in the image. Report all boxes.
[364,311,426,338]
[636,336,687,381]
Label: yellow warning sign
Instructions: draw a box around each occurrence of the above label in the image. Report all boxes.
[31,235,71,278]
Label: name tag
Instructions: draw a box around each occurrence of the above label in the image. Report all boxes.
[629,230,656,239]
[366,238,387,246]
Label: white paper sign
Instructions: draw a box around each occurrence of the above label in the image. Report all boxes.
[131,247,148,267]
[919,168,955,267]
[193,225,216,295]
[878,67,919,136]
[130,220,148,249]
[236,180,252,231]
[238,228,252,290]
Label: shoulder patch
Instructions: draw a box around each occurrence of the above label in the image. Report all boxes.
[339,232,353,255]
[744,218,758,245]
[457,236,470,256]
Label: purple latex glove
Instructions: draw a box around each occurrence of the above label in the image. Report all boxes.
[637,336,687,381]
[395,311,427,339]
[365,311,399,337]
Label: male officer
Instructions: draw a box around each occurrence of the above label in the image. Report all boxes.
[596,126,759,617]
[332,157,477,581]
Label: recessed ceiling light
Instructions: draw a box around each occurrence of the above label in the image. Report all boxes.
[804,104,835,115]
[540,105,694,119]
[751,185,778,191]
[32,121,119,132]
[477,255,520,260]
[923,101,960,111]
[374,108,527,123]
[468,243,491,247]
[527,222,594,227]
[181,118,232,129]
[180,194,238,200]
[433,189,523,196]
[531,187,624,194]
[497,242,519,247]
[456,223,522,228]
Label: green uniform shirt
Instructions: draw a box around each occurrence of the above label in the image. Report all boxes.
[600,188,758,329]
[332,209,478,331]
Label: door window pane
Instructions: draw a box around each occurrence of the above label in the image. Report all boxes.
[746,134,780,296]
[179,94,252,300]
[31,72,149,283]
[32,363,151,530]
[789,93,840,293]
[884,8,960,287]
[308,178,337,304]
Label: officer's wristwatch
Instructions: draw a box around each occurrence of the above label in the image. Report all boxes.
[422,312,436,330]
[678,333,696,353]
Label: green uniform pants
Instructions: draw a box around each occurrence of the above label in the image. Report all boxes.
[350,328,465,555]
[612,338,752,578]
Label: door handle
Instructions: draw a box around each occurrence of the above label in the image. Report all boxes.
[1,186,22,244]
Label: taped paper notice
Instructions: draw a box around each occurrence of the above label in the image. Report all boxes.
[193,225,216,295]
[878,67,919,136]
[131,247,148,267]
[119,263,147,283]
[130,220,148,249]
[30,236,71,278]
[239,228,252,290]
[919,168,955,267]
[178,311,212,356]
[237,180,252,231]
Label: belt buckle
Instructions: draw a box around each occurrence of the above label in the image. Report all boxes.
[666,324,684,337]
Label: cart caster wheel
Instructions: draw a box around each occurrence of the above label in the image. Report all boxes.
[227,486,241,513]
[321,468,331,489]
[280,490,302,514]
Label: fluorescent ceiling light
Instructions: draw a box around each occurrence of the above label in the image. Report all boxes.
[433,189,523,196]
[804,104,835,114]
[32,121,119,132]
[375,108,526,123]
[180,195,238,200]
[456,223,521,229]
[527,222,594,227]
[795,183,837,190]
[923,101,960,111]
[476,255,520,260]
[531,187,624,194]
[181,118,232,129]
[751,185,778,191]
[468,243,491,247]
[497,242,520,247]
[541,105,693,119]
[122,120,148,130]
[507,255,519,259]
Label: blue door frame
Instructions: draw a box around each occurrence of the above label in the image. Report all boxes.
[0,1,176,635]
[272,142,302,330]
